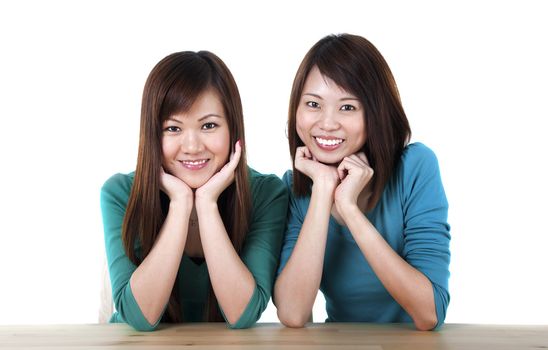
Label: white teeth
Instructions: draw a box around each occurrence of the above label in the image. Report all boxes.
[182,159,207,165]
[315,137,343,146]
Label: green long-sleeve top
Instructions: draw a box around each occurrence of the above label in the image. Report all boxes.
[100,167,288,331]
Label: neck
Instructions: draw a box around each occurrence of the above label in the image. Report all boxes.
[185,208,203,257]
[189,208,198,228]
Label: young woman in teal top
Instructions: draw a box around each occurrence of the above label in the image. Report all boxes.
[100,51,288,331]
[274,34,450,331]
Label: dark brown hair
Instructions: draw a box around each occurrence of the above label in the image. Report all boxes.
[288,33,411,210]
[122,51,251,322]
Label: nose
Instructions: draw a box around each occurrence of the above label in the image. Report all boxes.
[180,130,203,154]
[318,108,340,131]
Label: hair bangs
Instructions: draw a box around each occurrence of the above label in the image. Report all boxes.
[160,59,212,122]
[313,39,365,101]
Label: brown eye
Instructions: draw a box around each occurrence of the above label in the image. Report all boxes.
[340,104,355,111]
[306,101,320,108]
[164,126,180,132]
[202,122,218,130]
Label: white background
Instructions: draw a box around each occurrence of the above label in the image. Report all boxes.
[1,0,547,325]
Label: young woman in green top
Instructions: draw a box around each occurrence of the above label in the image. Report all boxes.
[100,51,288,331]
[274,34,450,331]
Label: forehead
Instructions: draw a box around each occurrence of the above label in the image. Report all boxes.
[303,66,354,97]
[189,88,223,112]
[169,88,225,121]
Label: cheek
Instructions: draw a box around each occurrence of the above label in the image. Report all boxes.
[161,139,174,164]
[295,110,309,141]
[211,132,231,165]
[350,118,367,148]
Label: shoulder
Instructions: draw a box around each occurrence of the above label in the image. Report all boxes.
[247,167,289,219]
[248,167,286,195]
[281,169,293,188]
[281,170,303,201]
[401,142,439,168]
[281,169,311,213]
[102,172,135,192]
[100,172,135,205]
[395,142,447,205]
[398,142,442,180]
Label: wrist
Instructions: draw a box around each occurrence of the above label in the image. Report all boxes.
[168,198,193,217]
[311,182,337,209]
[336,200,360,220]
[194,197,218,214]
[312,176,337,192]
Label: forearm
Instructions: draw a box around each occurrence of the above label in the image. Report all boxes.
[274,184,333,327]
[196,201,255,325]
[340,205,437,330]
[129,201,190,325]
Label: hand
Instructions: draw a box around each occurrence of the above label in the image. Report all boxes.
[160,166,194,204]
[334,152,374,211]
[195,140,242,205]
[294,146,339,189]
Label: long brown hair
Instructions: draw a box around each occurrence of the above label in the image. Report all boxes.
[122,51,251,322]
[288,33,411,211]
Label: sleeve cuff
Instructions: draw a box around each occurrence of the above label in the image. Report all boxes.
[431,282,450,330]
[222,285,261,329]
[116,283,164,332]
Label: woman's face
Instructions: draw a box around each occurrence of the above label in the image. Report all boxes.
[296,66,366,164]
[162,88,230,189]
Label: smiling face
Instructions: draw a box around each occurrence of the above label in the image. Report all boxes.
[296,66,366,164]
[161,88,230,189]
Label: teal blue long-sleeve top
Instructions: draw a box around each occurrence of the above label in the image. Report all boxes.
[101,167,288,331]
[277,143,451,326]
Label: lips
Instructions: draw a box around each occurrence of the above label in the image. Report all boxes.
[179,159,209,170]
[314,136,344,150]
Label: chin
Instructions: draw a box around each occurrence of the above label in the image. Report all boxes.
[313,153,344,166]
[177,175,210,189]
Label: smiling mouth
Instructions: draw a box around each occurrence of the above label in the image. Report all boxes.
[180,159,209,170]
[314,136,344,149]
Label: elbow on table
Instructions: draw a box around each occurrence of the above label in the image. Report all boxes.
[277,309,308,328]
[115,309,159,332]
[225,313,255,330]
[131,322,158,332]
[124,312,159,332]
[413,313,438,331]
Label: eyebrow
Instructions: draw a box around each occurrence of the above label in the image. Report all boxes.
[166,113,224,124]
[302,93,360,102]
[302,93,323,100]
[165,116,183,124]
[198,113,224,121]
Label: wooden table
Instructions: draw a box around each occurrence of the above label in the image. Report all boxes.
[1,323,547,349]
